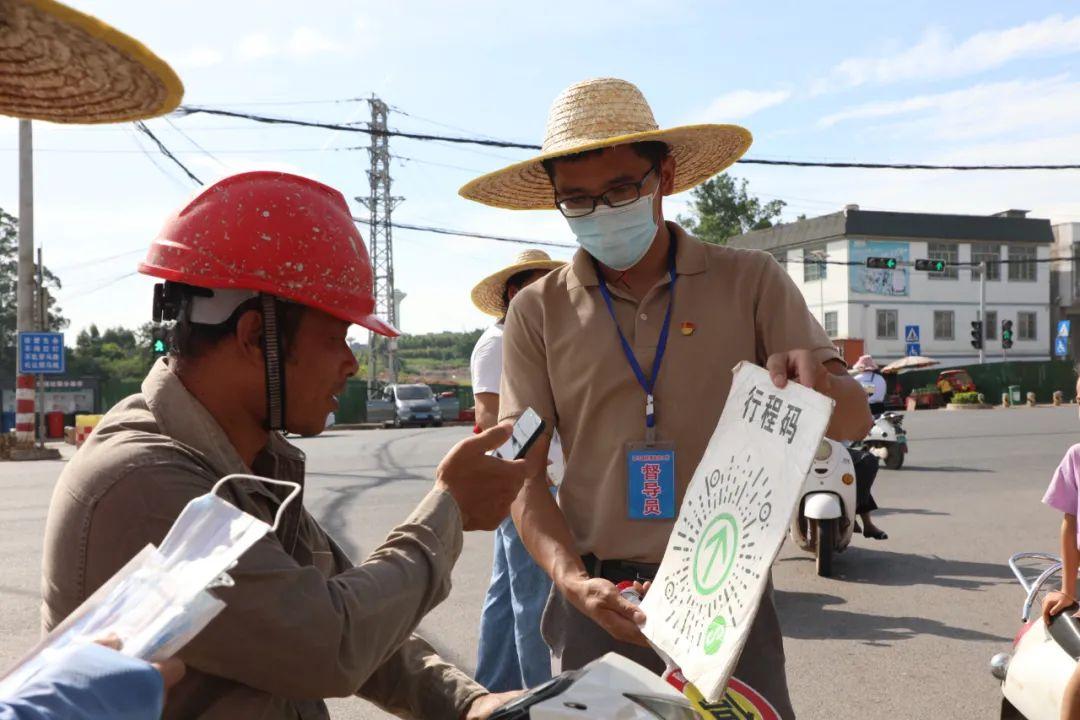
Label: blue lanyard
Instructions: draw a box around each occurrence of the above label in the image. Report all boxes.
[595,240,677,435]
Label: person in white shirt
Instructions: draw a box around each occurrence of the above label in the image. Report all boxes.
[469,250,565,691]
[852,354,888,417]
[849,355,888,539]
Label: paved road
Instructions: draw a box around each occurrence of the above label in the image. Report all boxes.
[0,408,1076,718]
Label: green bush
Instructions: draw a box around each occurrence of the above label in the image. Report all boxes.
[951,391,981,405]
[912,385,940,395]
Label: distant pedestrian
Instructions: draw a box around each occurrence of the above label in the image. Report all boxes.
[470,250,564,692]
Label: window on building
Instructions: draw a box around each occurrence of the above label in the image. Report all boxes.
[1018,311,1037,340]
[803,246,827,282]
[928,242,959,280]
[984,310,998,340]
[971,243,1001,281]
[876,309,898,339]
[824,311,838,338]
[1008,245,1037,282]
[934,310,955,340]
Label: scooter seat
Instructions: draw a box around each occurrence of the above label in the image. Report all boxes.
[1049,604,1080,661]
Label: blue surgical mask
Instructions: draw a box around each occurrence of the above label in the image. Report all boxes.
[565,192,659,271]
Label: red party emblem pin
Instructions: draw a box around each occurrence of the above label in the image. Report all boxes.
[680,321,696,336]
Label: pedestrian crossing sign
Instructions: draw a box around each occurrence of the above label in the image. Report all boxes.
[905,326,920,344]
[1058,320,1071,339]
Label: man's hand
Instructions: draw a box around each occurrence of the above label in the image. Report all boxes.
[766,349,831,393]
[464,691,523,720]
[436,423,527,531]
[1043,590,1077,625]
[563,576,648,646]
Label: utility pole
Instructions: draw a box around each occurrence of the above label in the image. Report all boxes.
[356,96,402,393]
[36,247,45,448]
[15,120,36,446]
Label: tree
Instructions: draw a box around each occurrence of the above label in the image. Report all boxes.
[677,173,786,245]
[65,324,155,385]
[0,208,68,378]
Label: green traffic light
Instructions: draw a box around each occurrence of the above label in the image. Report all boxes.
[886,258,896,269]
[153,339,166,353]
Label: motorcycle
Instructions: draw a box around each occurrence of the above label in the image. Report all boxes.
[789,439,857,577]
[488,652,698,719]
[990,552,1078,720]
[854,412,908,470]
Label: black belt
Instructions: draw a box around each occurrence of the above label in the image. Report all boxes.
[581,553,659,584]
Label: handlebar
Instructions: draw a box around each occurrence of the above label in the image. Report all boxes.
[1009,552,1064,622]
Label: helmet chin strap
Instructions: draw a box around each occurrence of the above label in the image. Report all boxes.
[261,294,287,432]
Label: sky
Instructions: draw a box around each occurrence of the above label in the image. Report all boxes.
[2,0,1080,344]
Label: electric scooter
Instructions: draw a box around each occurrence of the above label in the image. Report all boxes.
[990,552,1079,719]
[789,439,857,577]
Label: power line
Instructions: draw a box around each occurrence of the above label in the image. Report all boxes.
[134,121,203,185]
[54,247,145,271]
[63,271,139,299]
[175,106,541,150]
[353,216,575,250]
[741,158,1080,171]
[173,106,1080,170]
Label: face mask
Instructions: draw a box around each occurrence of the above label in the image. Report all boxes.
[158,474,301,591]
[565,191,659,271]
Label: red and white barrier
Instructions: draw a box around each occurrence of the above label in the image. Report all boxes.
[15,374,34,444]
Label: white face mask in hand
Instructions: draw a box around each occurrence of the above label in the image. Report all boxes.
[158,474,302,592]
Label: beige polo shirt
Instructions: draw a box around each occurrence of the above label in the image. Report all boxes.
[500,223,839,563]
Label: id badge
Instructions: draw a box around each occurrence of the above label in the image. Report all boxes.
[626,441,676,520]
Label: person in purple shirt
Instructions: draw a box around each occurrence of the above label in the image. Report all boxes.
[1041,378,1080,720]
[1,643,184,720]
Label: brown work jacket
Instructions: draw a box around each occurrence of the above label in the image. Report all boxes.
[41,359,484,719]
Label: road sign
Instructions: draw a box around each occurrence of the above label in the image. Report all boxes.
[1056,337,1069,357]
[1058,320,1071,339]
[905,325,920,344]
[907,343,922,357]
[17,332,65,374]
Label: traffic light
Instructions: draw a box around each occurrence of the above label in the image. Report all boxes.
[865,257,898,269]
[151,325,168,357]
[970,321,983,350]
[1002,319,1014,349]
[914,259,947,272]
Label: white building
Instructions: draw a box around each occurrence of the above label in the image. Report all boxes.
[728,206,1054,365]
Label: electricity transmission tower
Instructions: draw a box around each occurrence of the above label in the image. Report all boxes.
[356,96,402,393]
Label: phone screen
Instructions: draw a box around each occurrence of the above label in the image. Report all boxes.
[493,408,546,460]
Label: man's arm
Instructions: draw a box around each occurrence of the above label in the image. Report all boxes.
[83,460,487,712]
[0,644,164,720]
[474,393,499,431]
[754,254,872,441]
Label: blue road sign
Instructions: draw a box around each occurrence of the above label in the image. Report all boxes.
[906,343,921,357]
[904,325,920,344]
[1056,336,1069,357]
[1058,320,1071,339]
[17,332,65,374]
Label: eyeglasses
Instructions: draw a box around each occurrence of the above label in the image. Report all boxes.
[555,166,658,218]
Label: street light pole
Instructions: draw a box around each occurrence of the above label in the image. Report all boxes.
[979,261,986,365]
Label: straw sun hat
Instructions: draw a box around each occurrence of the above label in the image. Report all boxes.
[471,249,565,317]
[459,77,752,210]
[0,0,183,123]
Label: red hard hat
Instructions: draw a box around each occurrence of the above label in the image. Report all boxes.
[139,171,398,337]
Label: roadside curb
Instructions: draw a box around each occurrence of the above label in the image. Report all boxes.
[945,404,993,410]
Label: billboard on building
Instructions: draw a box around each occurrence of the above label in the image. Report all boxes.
[849,240,909,296]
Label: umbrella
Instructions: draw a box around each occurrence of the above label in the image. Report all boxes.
[881,356,940,374]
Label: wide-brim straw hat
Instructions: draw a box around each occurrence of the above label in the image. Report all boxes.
[471,249,565,317]
[459,77,752,210]
[0,0,184,123]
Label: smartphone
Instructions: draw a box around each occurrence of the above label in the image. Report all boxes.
[491,407,546,460]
